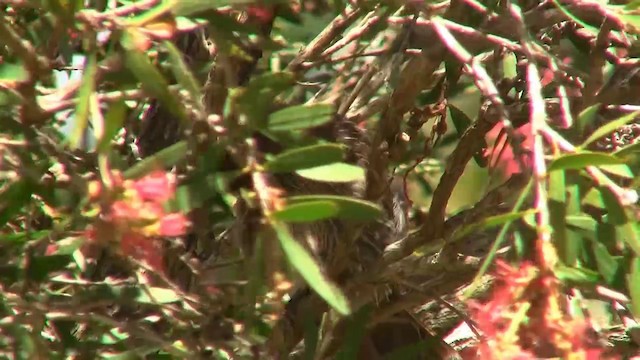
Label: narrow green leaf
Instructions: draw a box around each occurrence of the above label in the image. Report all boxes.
[70,53,97,149]
[273,223,351,315]
[613,141,640,158]
[551,0,599,36]
[576,103,600,134]
[599,164,634,179]
[452,210,535,242]
[599,186,628,225]
[287,195,382,221]
[272,201,339,223]
[549,152,625,171]
[124,141,188,179]
[27,255,72,282]
[296,163,365,183]
[0,180,35,227]
[121,30,186,122]
[580,111,640,149]
[97,100,127,153]
[548,169,572,264]
[163,41,203,102]
[268,103,334,131]
[0,231,49,244]
[449,104,487,167]
[170,0,281,15]
[0,62,28,84]
[628,257,640,317]
[592,242,620,285]
[554,264,600,285]
[264,144,345,173]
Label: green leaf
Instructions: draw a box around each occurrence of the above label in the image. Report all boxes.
[0,179,35,227]
[124,141,188,179]
[264,144,345,173]
[169,0,284,15]
[136,287,180,304]
[576,103,600,134]
[70,52,97,149]
[551,0,599,36]
[234,72,296,128]
[613,141,640,158]
[272,201,339,223]
[296,163,365,183]
[273,223,351,315]
[549,152,625,171]
[0,230,49,245]
[580,110,640,149]
[0,62,28,84]
[449,105,487,167]
[121,30,186,122]
[27,255,72,282]
[628,257,640,317]
[599,187,628,225]
[599,164,634,179]
[592,241,620,285]
[286,195,382,221]
[452,210,535,242]
[268,103,334,131]
[554,264,600,285]
[97,100,127,153]
[163,41,203,102]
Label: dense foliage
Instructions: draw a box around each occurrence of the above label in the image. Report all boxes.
[2,0,640,358]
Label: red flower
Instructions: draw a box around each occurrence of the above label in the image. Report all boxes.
[159,213,189,237]
[132,171,175,203]
[120,232,164,272]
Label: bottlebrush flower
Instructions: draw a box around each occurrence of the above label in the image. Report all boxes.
[85,170,189,272]
[468,260,606,359]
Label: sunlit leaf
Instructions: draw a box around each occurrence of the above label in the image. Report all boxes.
[136,287,181,304]
[296,163,365,183]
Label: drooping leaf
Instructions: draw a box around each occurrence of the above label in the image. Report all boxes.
[273,223,351,315]
[265,144,345,173]
[121,29,186,122]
